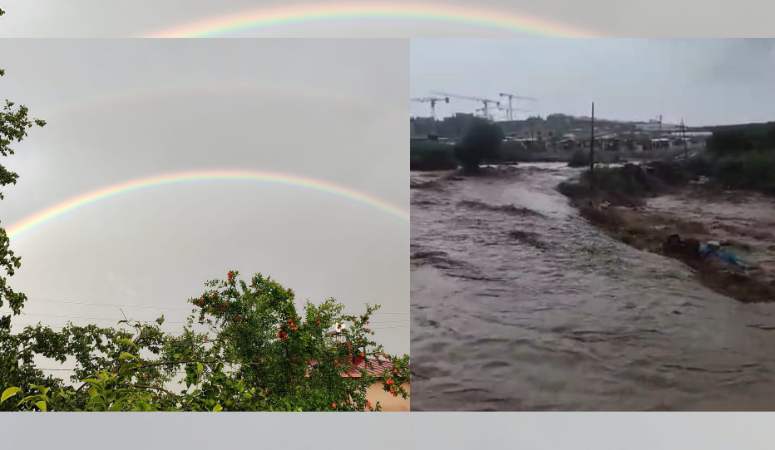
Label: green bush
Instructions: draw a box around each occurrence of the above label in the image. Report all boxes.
[712,151,775,193]
[454,118,504,171]
[410,140,458,171]
[568,149,591,167]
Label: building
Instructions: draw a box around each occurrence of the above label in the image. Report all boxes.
[306,356,410,411]
[342,357,410,412]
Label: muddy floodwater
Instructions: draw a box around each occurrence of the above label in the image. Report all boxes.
[411,163,775,411]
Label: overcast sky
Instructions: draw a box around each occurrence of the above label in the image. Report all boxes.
[0,39,409,366]
[2,0,775,38]
[412,38,775,126]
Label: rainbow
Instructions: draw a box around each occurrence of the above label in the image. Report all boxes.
[141,2,602,38]
[37,80,381,118]
[5,170,408,241]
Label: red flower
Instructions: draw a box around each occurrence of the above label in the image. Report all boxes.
[261,359,264,363]
[360,352,365,357]
[315,315,319,318]
[367,321,369,325]
[228,271,234,280]
[332,403,337,408]
[334,360,338,364]
[212,293,216,298]
[316,321,320,325]
[366,401,372,408]
[352,318,356,322]
[390,389,395,394]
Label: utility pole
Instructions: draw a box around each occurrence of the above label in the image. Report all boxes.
[681,118,688,161]
[590,102,595,175]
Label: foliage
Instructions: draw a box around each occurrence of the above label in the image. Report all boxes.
[410,139,458,171]
[710,151,775,193]
[694,123,775,194]
[568,149,591,168]
[1,67,47,325]
[0,273,410,412]
[454,118,505,171]
[706,122,775,157]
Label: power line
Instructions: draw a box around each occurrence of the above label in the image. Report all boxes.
[4,311,407,325]
[8,322,408,332]
[4,299,408,315]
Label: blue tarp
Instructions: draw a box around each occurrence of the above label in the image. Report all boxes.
[698,243,748,269]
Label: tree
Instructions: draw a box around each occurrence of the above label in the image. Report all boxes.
[1,67,46,325]
[454,117,505,171]
[1,271,410,411]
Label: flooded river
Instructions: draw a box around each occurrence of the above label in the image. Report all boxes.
[411,163,775,411]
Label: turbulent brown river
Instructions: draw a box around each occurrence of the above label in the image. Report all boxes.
[411,163,775,411]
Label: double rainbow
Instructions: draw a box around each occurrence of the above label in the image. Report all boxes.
[142,2,600,38]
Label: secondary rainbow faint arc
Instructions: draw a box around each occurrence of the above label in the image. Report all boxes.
[141,2,602,38]
[5,170,409,241]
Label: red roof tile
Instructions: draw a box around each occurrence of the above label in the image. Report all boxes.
[305,358,409,379]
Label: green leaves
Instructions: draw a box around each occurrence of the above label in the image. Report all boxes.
[0,270,408,412]
[1,387,22,404]
[116,338,138,349]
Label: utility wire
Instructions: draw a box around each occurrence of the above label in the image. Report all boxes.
[3,299,408,315]
[4,312,407,325]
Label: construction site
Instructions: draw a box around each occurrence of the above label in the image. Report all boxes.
[410,91,712,155]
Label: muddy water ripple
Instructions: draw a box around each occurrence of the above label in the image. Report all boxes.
[411,163,775,411]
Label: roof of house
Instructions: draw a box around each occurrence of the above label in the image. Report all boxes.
[306,357,409,379]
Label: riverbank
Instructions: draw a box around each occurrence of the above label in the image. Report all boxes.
[411,137,698,172]
[559,163,775,303]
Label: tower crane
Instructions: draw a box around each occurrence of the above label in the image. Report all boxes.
[410,96,449,121]
[498,92,537,121]
[480,104,531,121]
[431,91,500,121]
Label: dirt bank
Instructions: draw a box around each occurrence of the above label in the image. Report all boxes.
[560,163,775,303]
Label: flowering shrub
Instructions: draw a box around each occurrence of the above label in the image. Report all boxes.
[0,271,410,412]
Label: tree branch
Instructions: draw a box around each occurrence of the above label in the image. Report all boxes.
[119,383,189,411]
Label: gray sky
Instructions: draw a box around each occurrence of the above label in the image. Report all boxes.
[412,38,775,126]
[2,0,775,38]
[0,39,409,364]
